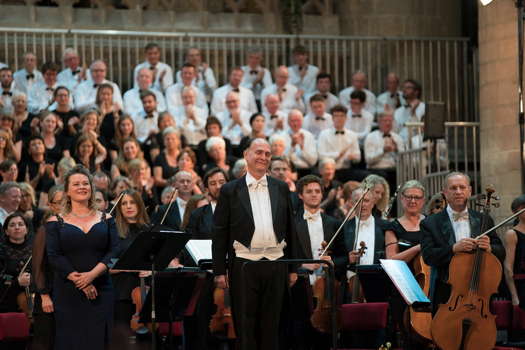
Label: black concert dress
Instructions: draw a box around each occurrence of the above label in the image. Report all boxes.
[45,214,119,350]
[513,229,525,310]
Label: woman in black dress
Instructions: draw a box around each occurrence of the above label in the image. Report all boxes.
[504,195,525,308]
[152,126,181,188]
[96,83,122,148]
[52,86,79,139]
[39,112,70,165]
[109,115,137,163]
[45,165,119,350]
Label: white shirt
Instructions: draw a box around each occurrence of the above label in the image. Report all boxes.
[283,128,318,169]
[177,197,187,219]
[123,87,166,117]
[304,90,340,114]
[240,65,273,100]
[165,84,208,115]
[364,130,405,169]
[376,90,405,114]
[13,68,44,94]
[261,83,305,115]
[176,65,217,99]
[303,112,333,139]
[0,207,10,226]
[0,63,7,69]
[288,64,319,94]
[57,67,92,91]
[73,79,123,112]
[355,215,376,265]
[339,87,376,116]
[210,84,257,116]
[394,102,426,146]
[304,208,324,285]
[346,109,374,144]
[263,110,288,135]
[171,105,207,146]
[216,109,252,145]
[233,173,285,261]
[134,61,174,92]
[1,82,19,115]
[27,81,59,114]
[318,127,361,169]
[133,110,159,143]
[446,205,471,242]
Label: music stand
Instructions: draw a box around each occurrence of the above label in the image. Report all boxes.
[113,225,191,350]
[353,264,391,302]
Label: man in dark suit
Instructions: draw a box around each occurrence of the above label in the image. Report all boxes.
[212,138,297,350]
[288,174,343,350]
[421,172,505,314]
[151,170,193,229]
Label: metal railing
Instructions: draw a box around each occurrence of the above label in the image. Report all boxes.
[0,28,475,121]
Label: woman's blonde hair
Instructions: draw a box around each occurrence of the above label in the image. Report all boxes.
[0,128,17,161]
[363,174,390,212]
[61,165,97,215]
[18,182,36,206]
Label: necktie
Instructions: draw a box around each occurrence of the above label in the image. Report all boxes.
[250,70,258,75]
[335,130,344,135]
[2,91,12,96]
[232,88,240,93]
[453,212,469,222]
[352,114,362,118]
[315,116,325,121]
[270,115,278,120]
[304,211,321,221]
[26,73,35,80]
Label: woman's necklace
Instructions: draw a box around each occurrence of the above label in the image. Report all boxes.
[70,209,95,218]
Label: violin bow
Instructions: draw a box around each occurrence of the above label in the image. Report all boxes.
[160,189,178,226]
[18,255,32,278]
[108,192,125,216]
[475,206,525,240]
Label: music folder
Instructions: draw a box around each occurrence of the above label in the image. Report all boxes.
[380,259,431,308]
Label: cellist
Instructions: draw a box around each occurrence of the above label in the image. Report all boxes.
[420,172,505,314]
[287,174,343,350]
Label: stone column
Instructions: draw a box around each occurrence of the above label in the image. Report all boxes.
[478,0,522,221]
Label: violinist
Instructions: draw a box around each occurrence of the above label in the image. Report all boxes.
[288,175,343,350]
[420,172,505,314]
[503,194,525,309]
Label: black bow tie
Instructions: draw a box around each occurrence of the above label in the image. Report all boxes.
[315,116,325,121]
[322,94,328,99]
[279,88,287,93]
[2,91,12,96]
[352,114,362,118]
[149,66,156,71]
[390,93,397,99]
[298,66,306,71]
[26,73,35,80]
[270,115,278,120]
[93,84,99,88]
[145,113,155,119]
[46,87,54,92]
[383,133,391,138]
[232,88,240,93]
[250,70,258,75]
[335,130,345,135]
[72,69,80,76]
[404,104,410,108]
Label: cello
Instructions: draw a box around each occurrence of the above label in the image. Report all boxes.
[431,185,501,350]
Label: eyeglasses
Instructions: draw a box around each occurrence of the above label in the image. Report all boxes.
[402,195,424,201]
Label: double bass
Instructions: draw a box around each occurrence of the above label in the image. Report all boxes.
[431,186,501,350]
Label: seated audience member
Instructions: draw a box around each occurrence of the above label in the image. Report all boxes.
[363,174,391,219]
[346,90,374,144]
[47,184,65,214]
[93,171,111,192]
[112,137,144,178]
[18,136,55,195]
[17,182,45,231]
[160,186,176,205]
[176,147,203,193]
[211,67,257,116]
[332,181,361,219]
[304,73,340,114]
[171,86,207,148]
[74,133,107,172]
[262,94,288,135]
[176,47,217,100]
[364,113,404,193]
[240,47,273,105]
[146,111,178,161]
[14,52,43,94]
[11,91,35,144]
[69,109,105,154]
[283,109,318,177]
[239,113,267,154]
[216,91,252,156]
[394,79,425,147]
[53,156,76,186]
[124,67,166,118]
[57,48,90,90]
[201,136,237,178]
[50,86,79,138]
[166,63,208,114]
[109,115,137,162]
[73,60,123,112]
[109,176,133,207]
[128,158,158,212]
[28,62,61,114]
[0,128,18,164]
[261,66,306,115]
[94,188,109,211]
[303,94,333,138]
[180,194,209,231]
[0,67,18,115]
[133,42,173,92]
[269,133,287,158]
[0,182,22,225]
[39,111,70,165]
[0,159,18,183]
[197,116,233,167]
[269,156,297,193]
[287,45,319,94]
[133,90,160,143]
[376,73,405,115]
[231,158,247,179]
[339,70,376,116]
[318,105,362,182]
[318,158,342,216]
[153,127,182,188]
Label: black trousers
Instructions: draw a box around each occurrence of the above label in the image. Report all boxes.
[32,294,55,350]
[229,257,287,350]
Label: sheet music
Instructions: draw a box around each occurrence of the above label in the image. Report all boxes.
[186,239,212,263]
[380,259,430,305]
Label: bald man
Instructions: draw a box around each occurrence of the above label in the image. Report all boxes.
[261,66,305,115]
[123,67,166,117]
[338,71,376,115]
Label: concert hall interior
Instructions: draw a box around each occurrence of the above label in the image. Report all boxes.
[0,0,524,350]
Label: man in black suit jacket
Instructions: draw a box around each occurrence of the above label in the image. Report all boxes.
[212,138,297,350]
[421,172,505,314]
[150,171,193,229]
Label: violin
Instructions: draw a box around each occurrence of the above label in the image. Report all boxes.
[130,276,151,336]
[16,256,34,322]
[347,241,367,303]
[431,185,501,350]
[209,286,236,339]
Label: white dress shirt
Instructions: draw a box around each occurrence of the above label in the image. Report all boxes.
[240,65,273,100]
[233,173,285,261]
[394,102,426,146]
[304,90,340,114]
[27,82,59,114]
[446,205,471,242]
[364,130,405,169]
[1,82,19,115]
[134,61,174,92]
[346,109,374,144]
[376,90,405,114]
[288,64,319,94]
[123,87,166,117]
[57,67,92,91]
[210,84,257,116]
[303,112,333,139]
[355,216,376,265]
[338,87,376,116]
[177,196,187,219]
[304,208,324,285]
[13,68,43,94]
[165,83,209,115]
[318,127,361,169]
[261,83,306,114]
[263,110,288,135]
[0,63,7,69]
[216,109,252,146]
[176,65,217,99]
[133,110,159,143]
[171,105,207,146]
[73,79,123,112]
[283,128,318,169]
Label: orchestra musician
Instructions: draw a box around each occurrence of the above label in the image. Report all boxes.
[420,172,505,314]
[212,138,297,350]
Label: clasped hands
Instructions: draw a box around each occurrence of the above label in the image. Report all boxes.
[68,271,98,300]
[452,235,491,253]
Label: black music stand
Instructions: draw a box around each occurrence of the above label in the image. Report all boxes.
[353,264,390,302]
[112,225,191,350]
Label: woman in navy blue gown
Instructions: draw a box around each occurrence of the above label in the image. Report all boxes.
[45,165,119,350]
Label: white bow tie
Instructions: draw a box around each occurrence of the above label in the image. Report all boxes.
[304,211,321,221]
